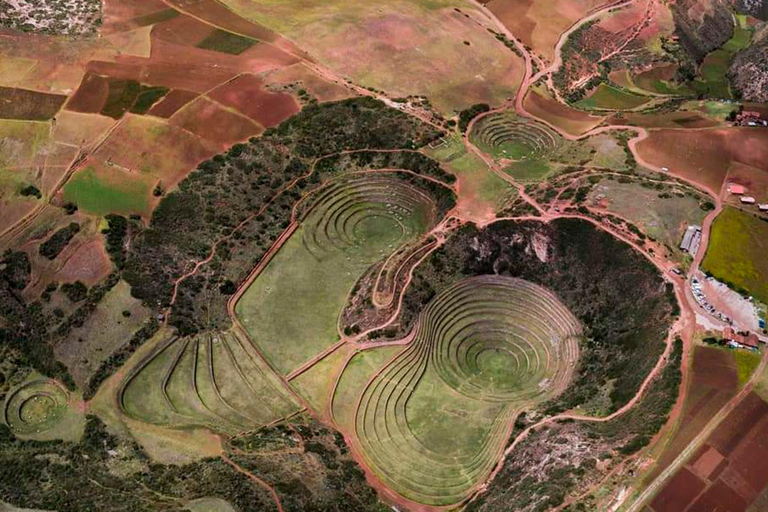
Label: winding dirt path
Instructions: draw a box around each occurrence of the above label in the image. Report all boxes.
[221,453,284,512]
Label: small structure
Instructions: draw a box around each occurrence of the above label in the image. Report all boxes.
[680,225,702,256]
[759,204,768,212]
[741,196,756,204]
[723,327,761,350]
[734,111,768,127]
[728,183,746,195]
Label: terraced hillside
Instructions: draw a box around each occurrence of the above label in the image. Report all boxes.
[120,331,299,434]
[350,276,581,506]
[470,112,563,161]
[236,171,452,375]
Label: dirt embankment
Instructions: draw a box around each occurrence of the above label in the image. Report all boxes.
[730,25,768,102]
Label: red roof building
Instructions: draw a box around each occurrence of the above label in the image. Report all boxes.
[728,184,746,195]
[723,327,761,349]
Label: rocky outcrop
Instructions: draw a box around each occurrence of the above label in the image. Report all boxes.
[673,0,735,60]
[730,26,768,101]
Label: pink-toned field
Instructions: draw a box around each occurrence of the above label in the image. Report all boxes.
[146,88,199,118]
[485,0,606,61]
[635,128,768,193]
[169,96,261,148]
[208,73,300,127]
[524,87,604,135]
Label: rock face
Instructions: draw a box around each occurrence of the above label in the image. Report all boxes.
[736,0,768,20]
[730,26,768,101]
[673,0,735,60]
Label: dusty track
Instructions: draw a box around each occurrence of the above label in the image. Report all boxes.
[221,453,284,512]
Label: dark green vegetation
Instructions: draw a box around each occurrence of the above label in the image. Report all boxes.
[124,98,443,335]
[0,415,385,512]
[0,86,66,120]
[130,86,170,115]
[458,103,490,132]
[468,337,683,511]
[101,214,130,270]
[197,29,257,55]
[381,219,675,415]
[39,222,80,260]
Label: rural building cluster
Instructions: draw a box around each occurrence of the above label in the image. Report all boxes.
[679,225,702,255]
[728,182,768,211]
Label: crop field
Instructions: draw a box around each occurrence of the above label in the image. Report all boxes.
[470,112,563,161]
[3,376,84,442]
[634,128,768,193]
[647,345,738,481]
[484,0,605,61]
[576,83,651,111]
[218,0,524,113]
[650,393,768,512]
[62,163,153,217]
[588,178,709,251]
[207,73,300,127]
[236,173,439,375]
[523,87,604,136]
[120,331,300,434]
[350,276,581,505]
[702,207,768,305]
[0,87,67,120]
[196,29,257,55]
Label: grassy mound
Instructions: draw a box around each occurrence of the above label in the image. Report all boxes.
[470,112,562,161]
[120,332,299,434]
[353,276,580,505]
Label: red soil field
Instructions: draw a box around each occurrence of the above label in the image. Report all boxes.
[101,0,170,33]
[651,467,707,512]
[164,0,277,43]
[169,96,261,148]
[87,59,237,93]
[150,12,214,47]
[524,87,604,135]
[647,347,738,481]
[208,74,299,127]
[147,88,198,117]
[64,73,110,114]
[57,239,113,286]
[608,111,719,129]
[635,128,768,193]
[650,393,768,512]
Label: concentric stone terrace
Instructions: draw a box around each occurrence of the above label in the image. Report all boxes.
[3,379,69,436]
[470,112,562,160]
[353,276,581,505]
[300,173,437,262]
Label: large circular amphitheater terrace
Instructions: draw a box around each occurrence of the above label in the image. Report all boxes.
[349,275,581,506]
[470,112,563,161]
[299,173,438,262]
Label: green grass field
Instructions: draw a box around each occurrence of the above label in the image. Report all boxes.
[703,207,768,304]
[504,158,552,182]
[63,166,152,216]
[3,376,84,442]
[588,179,709,251]
[577,84,650,110]
[733,349,761,386]
[236,173,436,375]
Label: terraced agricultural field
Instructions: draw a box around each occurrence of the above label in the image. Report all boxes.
[236,172,446,375]
[351,276,581,506]
[120,331,300,434]
[3,377,84,442]
[470,112,563,161]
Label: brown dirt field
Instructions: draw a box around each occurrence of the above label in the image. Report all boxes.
[648,346,738,481]
[608,111,719,129]
[524,87,604,135]
[688,479,749,512]
[207,73,299,127]
[86,58,237,93]
[150,13,214,47]
[651,467,707,512]
[65,73,110,114]
[486,0,606,61]
[169,96,261,148]
[0,87,67,121]
[93,114,217,189]
[265,64,353,103]
[708,393,768,457]
[56,239,113,286]
[147,88,199,117]
[691,445,725,481]
[727,414,768,496]
[102,0,170,33]
[165,0,278,43]
[52,111,116,146]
